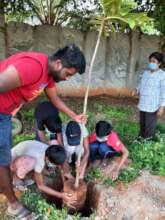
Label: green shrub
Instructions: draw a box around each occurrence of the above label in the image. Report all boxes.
[13,133,35,146]
[22,109,34,122]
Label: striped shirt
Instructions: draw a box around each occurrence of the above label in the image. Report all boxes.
[137,69,165,112]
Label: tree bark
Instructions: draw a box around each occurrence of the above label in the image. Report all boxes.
[0,1,7,59]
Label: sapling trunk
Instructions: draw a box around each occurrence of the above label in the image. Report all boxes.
[74,19,105,188]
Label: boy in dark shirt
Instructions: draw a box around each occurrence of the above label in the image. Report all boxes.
[35,101,62,144]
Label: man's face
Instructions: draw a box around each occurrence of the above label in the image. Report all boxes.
[48,60,77,82]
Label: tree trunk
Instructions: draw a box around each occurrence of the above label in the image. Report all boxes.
[0,1,6,59]
[126,30,140,88]
[74,19,105,188]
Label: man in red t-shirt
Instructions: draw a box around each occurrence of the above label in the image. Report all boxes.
[0,44,86,218]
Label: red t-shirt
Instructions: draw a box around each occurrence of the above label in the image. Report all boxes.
[89,131,124,152]
[0,52,55,115]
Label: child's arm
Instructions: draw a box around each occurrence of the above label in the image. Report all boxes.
[37,130,47,144]
[34,171,76,203]
[61,162,74,181]
[157,77,165,116]
[57,132,63,145]
[110,145,129,181]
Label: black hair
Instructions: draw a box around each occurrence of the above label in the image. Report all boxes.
[45,145,66,165]
[149,52,164,64]
[49,43,86,74]
[96,121,112,138]
[45,116,62,133]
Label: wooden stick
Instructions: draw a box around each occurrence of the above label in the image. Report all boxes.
[74,19,105,188]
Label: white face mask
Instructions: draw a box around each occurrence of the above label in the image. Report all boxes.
[96,135,108,142]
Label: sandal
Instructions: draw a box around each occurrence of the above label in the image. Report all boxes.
[6,205,31,219]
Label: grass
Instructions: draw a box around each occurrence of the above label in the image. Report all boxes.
[10,100,165,219]
[22,109,35,122]
[85,103,165,185]
[21,188,69,220]
[21,187,95,220]
[13,133,35,146]
[85,168,103,182]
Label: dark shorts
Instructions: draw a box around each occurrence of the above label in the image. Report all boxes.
[0,113,12,166]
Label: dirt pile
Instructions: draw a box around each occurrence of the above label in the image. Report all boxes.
[88,171,165,220]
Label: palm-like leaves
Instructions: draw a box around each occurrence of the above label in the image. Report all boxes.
[29,0,71,25]
[91,0,152,32]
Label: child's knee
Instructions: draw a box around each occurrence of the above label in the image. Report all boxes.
[90,142,99,151]
[98,143,109,156]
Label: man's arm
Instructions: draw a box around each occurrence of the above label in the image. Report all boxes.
[45,87,87,123]
[0,65,21,92]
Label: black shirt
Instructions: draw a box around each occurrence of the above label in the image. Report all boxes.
[35,101,61,133]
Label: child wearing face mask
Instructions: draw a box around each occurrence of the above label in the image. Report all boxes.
[89,121,129,181]
[132,52,165,139]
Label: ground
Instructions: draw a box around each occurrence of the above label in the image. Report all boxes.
[0,95,165,219]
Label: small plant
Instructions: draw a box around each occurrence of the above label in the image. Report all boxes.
[22,109,34,122]
[103,178,116,187]
[21,189,69,220]
[85,168,103,181]
[118,168,140,184]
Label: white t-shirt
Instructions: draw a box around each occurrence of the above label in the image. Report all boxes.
[12,140,48,173]
[62,123,88,163]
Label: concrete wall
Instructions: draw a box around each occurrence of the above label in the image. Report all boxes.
[0,22,162,97]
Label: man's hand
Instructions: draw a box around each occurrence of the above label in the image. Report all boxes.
[109,168,119,181]
[157,106,164,117]
[73,114,87,124]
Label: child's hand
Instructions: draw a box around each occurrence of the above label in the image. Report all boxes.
[63,173,75,180]
[61,192,77,206]
[75,160,80,170]
[110,168,119,181]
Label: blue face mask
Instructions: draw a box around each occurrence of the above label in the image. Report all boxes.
[148,62,158,71]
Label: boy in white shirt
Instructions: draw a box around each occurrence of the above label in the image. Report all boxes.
[62,121,89,179]
[11,140,76,204]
